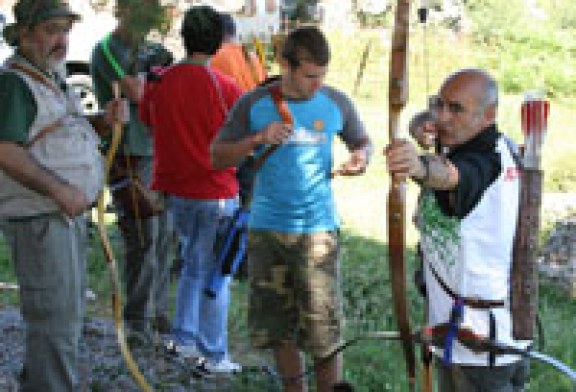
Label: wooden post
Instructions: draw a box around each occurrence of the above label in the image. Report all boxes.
[511,168,543,340]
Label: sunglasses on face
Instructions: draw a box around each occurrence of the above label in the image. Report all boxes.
[428,95,467,114]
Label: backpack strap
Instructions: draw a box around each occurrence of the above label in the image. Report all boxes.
[250,83,293,172]
[25,119,64,148]
[7,61,59,93]
[6,61,65,147]
[239,83,292,207]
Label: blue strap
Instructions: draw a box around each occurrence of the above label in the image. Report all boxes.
[228,227,248,276]
[229,210,250,275]
[205,208,250,298]
[443,298,464,366]
[216,208,249,270]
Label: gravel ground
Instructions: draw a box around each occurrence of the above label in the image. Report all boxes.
[0,306,280,392]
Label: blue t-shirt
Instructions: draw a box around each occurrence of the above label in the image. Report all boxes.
[216,81,368,233]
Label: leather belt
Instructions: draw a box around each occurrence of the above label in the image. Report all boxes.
[428,263,505,309]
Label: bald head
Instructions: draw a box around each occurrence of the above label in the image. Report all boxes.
[433,69,499,147]
[443,68,498,113]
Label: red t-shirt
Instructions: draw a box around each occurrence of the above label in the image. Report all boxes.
[139,63,242,199]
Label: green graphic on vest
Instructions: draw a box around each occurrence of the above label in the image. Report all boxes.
[418,192,460,268]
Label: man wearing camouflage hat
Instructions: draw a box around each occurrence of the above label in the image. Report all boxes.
[0,1,123,390]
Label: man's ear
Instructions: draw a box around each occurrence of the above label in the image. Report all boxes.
[483,104,497,126]
[278,57,289,73]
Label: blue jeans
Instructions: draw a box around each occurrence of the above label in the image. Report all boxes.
[169,196,238,362]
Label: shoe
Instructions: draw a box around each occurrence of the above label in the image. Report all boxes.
[202,358,242,374]
[165,339,202,359]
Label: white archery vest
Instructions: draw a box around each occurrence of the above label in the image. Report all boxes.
[416,136,525,365]
[0,57,104,218]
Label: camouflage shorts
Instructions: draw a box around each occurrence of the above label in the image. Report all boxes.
[247,229,343,358]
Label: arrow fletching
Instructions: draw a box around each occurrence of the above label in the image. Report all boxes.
[521,95,550,169]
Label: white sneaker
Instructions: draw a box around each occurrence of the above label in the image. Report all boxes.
[203,358,242,374]
[166,339,202,359]
[177,345,202,359]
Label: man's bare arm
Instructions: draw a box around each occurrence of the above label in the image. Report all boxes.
[333,137,372,177]
[87,98,128,137]
[120,75,142,103]
[210,121,293,169]
[385,140,459,190]
[210,134,260,169]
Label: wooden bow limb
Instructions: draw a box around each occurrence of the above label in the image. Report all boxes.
[387,0,417,390]
[253,36,267,73]
[241,42,262,88]
[421,342,434,392]
[96,81,153,392]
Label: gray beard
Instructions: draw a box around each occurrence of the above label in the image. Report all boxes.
[50,60,68,80]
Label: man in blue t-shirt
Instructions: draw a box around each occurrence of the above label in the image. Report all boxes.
[211,26,372,392]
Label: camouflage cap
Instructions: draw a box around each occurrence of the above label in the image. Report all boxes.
[3,0,80,46]
[14,0,81,26]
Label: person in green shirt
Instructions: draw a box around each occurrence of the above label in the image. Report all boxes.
[90,0,174,339]
[0,0,124,390]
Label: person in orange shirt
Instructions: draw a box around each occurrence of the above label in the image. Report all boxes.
[211,13,267,92]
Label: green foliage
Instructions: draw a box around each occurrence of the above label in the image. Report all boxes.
[463,0,576,99]
[0,233,17,307]
[545,161,576,193]
[356,10,393,29]
[542,0,576,30]
[115,0,171,40]
[529,284,576,390]
[464,0,526,45]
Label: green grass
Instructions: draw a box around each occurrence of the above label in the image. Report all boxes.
[0,231,17,308]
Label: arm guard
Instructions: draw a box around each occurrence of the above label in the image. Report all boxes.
[414,154,459,190]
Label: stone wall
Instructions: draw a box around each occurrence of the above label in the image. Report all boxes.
[539,213,576,297]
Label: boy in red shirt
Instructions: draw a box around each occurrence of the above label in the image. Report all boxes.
[139,6,242,374]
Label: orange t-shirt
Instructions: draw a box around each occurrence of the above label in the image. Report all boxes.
[211,42,266,91]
